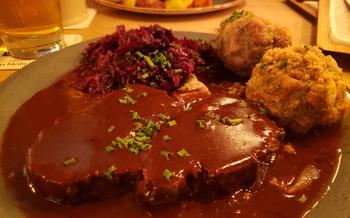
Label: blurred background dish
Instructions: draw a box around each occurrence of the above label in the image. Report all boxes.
[94,0,244,15]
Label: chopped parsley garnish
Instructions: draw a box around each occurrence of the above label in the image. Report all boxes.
[163,169,174,181]
[135,135,151,143]
[135,51,154,69]
[275,82,282,89]
[125,51,131,57]
[105,165,117,180]
[115,137,129,148]
[128,142,152,154]
[259,107,268,115]
[174,69,183,73]
[144,56,155,69]
[146,119,160,130]
[105,145,116,152]
[163,134,172,141]
[158,113,170,121]
[107,125,115,133]
[138,92,148,97]
[160,151,171,160]
[63,158,77,166]
[205,111,215,118]
[177,149,189,157]
[118,95,136,104]
[221,117,242,126]
[141,72,150,79]
[279,59,288,69]
[297,194,307,203]
[196,119,206,128]
[134,121,143,130]
[260,63,269,69]
[141,126,153,137]
[108,114,162,154]
[221,10,250,26]
[130,110,141,121]
[136,51,144,58]
[183,105,192,112]
[121,87,134,93]
[152,51,172,69]
[167,120,177,127]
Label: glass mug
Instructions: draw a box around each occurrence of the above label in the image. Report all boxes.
[0,0,65,59]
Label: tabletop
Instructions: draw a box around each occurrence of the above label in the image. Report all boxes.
[1,0,350,86]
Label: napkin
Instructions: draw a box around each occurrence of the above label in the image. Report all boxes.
[330,0,350,45]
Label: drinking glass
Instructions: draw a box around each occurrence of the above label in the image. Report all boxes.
[0,0,66,59]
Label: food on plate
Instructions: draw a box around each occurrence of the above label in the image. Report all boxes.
[246,45,348,134]
[78,25,208,94]
[215,11,292,77]
[26,84,284,205]
[119,0,212,9]
[0,12,348,218]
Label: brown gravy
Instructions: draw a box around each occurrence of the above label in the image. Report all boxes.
[0,70,342,218]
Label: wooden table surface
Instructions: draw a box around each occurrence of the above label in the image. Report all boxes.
[1,0,350,86]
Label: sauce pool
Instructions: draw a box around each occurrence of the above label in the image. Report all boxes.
[0,70,342,218]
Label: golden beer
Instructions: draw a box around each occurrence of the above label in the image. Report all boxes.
[0,0,65,59]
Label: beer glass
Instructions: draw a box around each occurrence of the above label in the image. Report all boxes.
[0,0,66,59]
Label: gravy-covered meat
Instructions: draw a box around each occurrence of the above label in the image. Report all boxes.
[25,85,284,206]
[26,84,180,203]
[136,95,284,206]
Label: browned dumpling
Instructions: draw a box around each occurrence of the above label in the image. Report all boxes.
[216,11,291,77]
[246,45,349,134]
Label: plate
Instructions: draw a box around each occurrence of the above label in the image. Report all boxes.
[94,0,245,15]
[0,32,350,218]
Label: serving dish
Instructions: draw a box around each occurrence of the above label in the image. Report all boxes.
[0,32,350,218]
[94,0,244,15]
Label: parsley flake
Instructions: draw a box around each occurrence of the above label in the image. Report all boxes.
[221,10,251,26]
[163,135,172,141]
[167,120,177,127]
[205,111,215,118]
[144,56,155,69]
[279,59,288,69]
[121,87,134,93]
[107,125,115,133]
[105,145,116,152]
[177,149,189,157]
[163,169,174,181]
[183,105,192,112]
[118,95,136,105]
[160,151,171,160]
[138,92,148,97]
[105,165,117,180]
[221,117,242,126]
[130,110,141,121]
[158,113,170,121]
[196,120,206,128]
[259,107,268,115]
[297,194,307,203]
[63,158,77,166]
